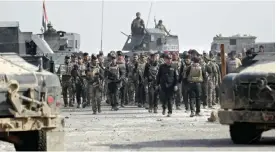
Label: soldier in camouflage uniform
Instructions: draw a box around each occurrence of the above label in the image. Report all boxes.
[83,53,91,107]
[57,55,74,107]
[171,52,182,110]
[116,51,127,107]
[97,52,106,102]
[73,56,87,108]
[105,53,124,111]
[204,56,217,108]
[134,53,148,108]
[86,55,104,114]
[199,55,208,108]
[144,52,159,113]
[210,53,221,104]
[132,53,139,105]
[179,53,192,112]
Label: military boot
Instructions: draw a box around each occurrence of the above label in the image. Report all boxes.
[138,103,142,108]
[148,108,152,113]
[162,109,166,115]
[153,107,158,113]
[92,111,97,115]
[190,111,195,117]
[167,113,172,117]
[82,102,87,108]
[69,102,74,107]
[98,106,101,113]
[77,104,81,108]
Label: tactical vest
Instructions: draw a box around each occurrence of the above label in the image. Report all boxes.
[137,62,146,77]
[187,63,203,83]
[86,66,100,81]
[149,63,159,81]
[108,65,119,80]
[227,59,238,73]
[60,64,73,82]
[182,64,190,79]
[78,64,86,76]
[171,60,181,72]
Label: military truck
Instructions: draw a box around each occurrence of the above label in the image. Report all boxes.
[0,21,81,72]
[218,51,275,144]
[121,28,179,56]
[0,52,64,151]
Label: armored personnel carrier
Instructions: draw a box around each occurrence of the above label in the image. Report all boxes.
[218,50,275,144]
[121,28,179,56]
[0,52,64,151]
[0,21,81,72]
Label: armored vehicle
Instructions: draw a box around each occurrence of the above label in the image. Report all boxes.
[0,21,81,72]
[218,50,275,144]
[0,53,64,151]
[121,28,179,56]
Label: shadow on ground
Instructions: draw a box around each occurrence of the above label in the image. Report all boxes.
[97,138,275,150]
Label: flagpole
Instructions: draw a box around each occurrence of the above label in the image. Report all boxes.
[100,0,104,52]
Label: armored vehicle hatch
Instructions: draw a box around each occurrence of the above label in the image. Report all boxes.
[122,28,179,56]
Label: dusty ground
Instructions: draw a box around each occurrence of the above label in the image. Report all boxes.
[0,104,274,151]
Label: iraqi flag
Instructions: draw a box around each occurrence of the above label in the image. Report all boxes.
[42,0,48,32]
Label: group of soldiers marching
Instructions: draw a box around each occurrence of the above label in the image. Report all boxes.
[57,48,247,117]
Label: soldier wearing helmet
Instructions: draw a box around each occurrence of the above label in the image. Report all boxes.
[131,12,145,36]
[105,52,124,111]
[171,52,182,110]
[155,20,170,35]
[156,53,178,117]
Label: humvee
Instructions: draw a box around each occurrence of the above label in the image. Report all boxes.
[218,51,275,144]
[0,53,64,151]
[121,28,179,56]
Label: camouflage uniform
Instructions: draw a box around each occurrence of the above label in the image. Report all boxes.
[57,56,74,107]
[205,58,217,108]
[116,52,127,107]
[144,53,159,113]
[155,20,170,35]
[73,58,87,108]
[135,54,148,108]
[86,56,103,114]
[200,58,208,108]
[179,55,192,111]
[106,53,123,111]
[131,12,145,35]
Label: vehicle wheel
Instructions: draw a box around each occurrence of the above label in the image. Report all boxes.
[14,130,46,151]
[230,123,262,144]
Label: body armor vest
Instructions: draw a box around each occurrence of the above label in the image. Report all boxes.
[182,63,191,79]
[188,63,203,83]
[78,64,86,76]
[148,63,159,81]
[171,60,181,71]
[87,66,100,81]
[138,62,146,77]
[60,64,73,82]
[108,65,119,80]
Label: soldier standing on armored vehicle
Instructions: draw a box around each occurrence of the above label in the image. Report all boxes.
[86,55,104,114]
[105,53,124,111]
[155,20,170,36]
[131,12,145,36]
[116,51,127,107]
[171,52,182,110]
[156,53,178,117]
[185,57,207,117]
[226,52,242,74]
[144,52,159,113]
[57,55,74,107]
[179,53,192,112]
[134,53,148,108]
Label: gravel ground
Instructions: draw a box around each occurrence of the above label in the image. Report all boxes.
[0,104,274,151]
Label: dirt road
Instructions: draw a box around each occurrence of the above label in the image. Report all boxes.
[0,105,274,151]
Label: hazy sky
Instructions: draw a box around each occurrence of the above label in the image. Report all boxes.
[0,0,274,54]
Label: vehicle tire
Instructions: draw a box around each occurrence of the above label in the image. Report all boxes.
[230,123,262,144]
[14,130,47,151]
